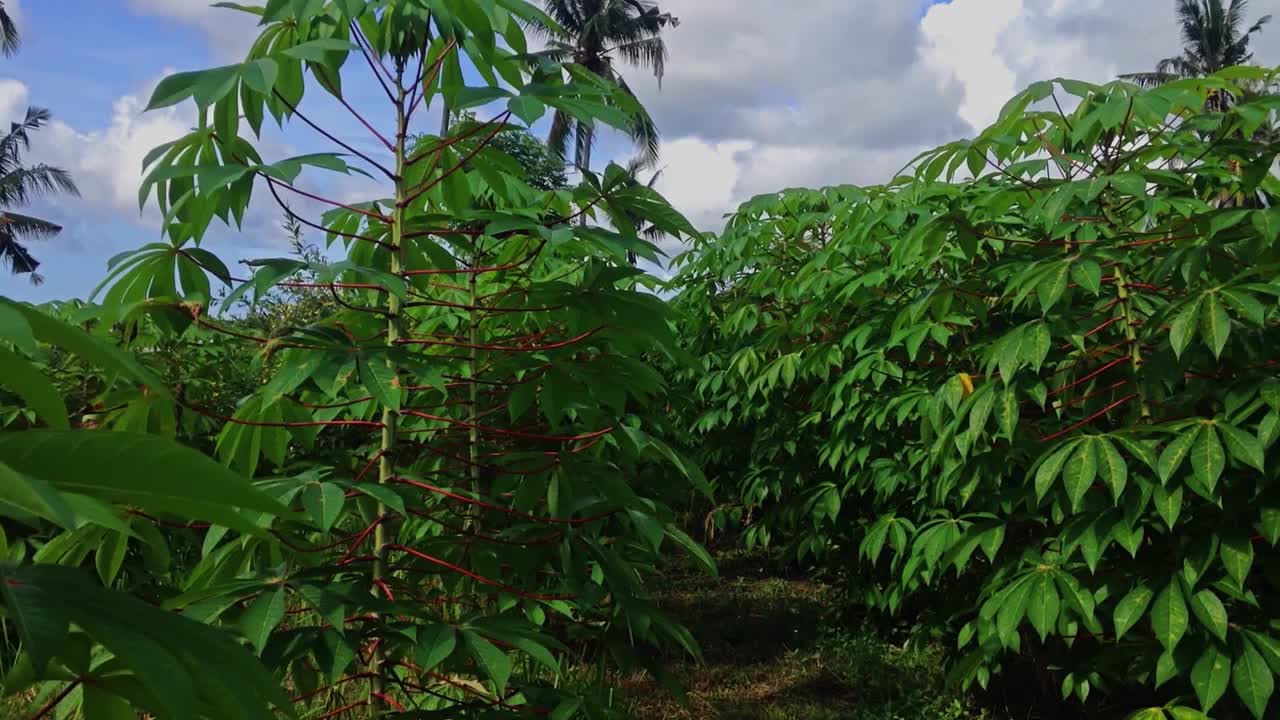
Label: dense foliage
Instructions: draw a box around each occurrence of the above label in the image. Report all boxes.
[0,1,709,718]
[672,67,1280,718]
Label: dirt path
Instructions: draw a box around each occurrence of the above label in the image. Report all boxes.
[618,551,988,720]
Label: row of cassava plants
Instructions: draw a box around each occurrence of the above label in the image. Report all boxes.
[0,1,713,718]
[669,67,1280,719]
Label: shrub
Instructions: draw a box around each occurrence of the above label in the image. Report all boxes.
[671,67,1280,718]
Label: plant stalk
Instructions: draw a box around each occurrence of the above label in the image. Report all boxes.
[371,71,408,706]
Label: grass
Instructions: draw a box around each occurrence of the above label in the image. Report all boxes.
[614,549,993,720]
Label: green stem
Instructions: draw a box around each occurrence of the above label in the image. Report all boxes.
[371,71,408,707]
[1114,266,1150,420]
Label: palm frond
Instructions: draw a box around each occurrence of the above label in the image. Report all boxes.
[1119,68,1173,86]
[0,211,64,240]
[611,36,668,85]
[1227,0,1251,35]
[542,0,675,171]
[0,107,53,162]
[547,109,575,160]
[0,165,81,207]
[1122,0,1270,90]
[611,73,659,166]
[0,2,19,58]
[540,0,584,37]
[0,231,42,281]
[0,102,76,282]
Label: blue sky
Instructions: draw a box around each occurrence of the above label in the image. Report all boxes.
[0,0,633,304]
[2,0,1277,303]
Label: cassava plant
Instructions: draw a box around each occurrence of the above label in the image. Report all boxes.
[5,1,711,719]
[0,296,295,719]
[672,67,1280,718]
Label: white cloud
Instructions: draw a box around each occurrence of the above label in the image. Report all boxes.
[922,0,1023,130]
[649,138,751,232]
[0,77,29,127]
[11,74,322,254]
[632,0,1280,244]
[127,0,258,60]
[33,79,193,219]
[12,0,1280,299]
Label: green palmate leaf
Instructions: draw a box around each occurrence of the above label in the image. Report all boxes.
[1245,632,1280,674]
[1221,289,1266,326]
[463,630,511,693]
[352,483,404,517]
[1035,442,1076,502]
[1025,572,1060,642]
[1169,299,1201,358]
[240,586,286,654]
[1,299,167,396]
[95,530,128,586]
[3,564,290,719]
[0,345,69,430]
[1189,589,1228,643]
[1072,260,1103,295]
[357,354,401,412]
[301,482,345,531]
[1153,484,1183,530]
[1097,438,1128,502]
[1159,429,1197,484]
[0,461,77,528]
[1232,642,1274,719]
[0,301,36,352]
[280,38,355,62]
[1157,652,1186,690]
[996,326,1026,385]
[1220,534,1254,590]
[1189,425,1225,496]
[146,70,205,110]
[1062,439,1098,512]
[0,432,290,534]
[1114,584,1154,641]
[1219,423,1265,472]
[1191,643,1232,712]
[1200,292,1231,358]
[996,576,1034,647]
[1151,580,1188,651]
[666,524,717,576]
[1038,261,1071,313]
[1026,323,1051,372]
[0,565,70,673]
[997,388,1019,440]
[1115,435,1159,472]
[83,684,139,720]
[1261,506,1280,546]
[1055,572,1098,629]
[416,624,457,672]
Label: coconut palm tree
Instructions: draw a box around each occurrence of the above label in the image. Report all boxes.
[534,0,678,174]
[0,107,80,284]
[0,1,19,57]
[1120,0,1271,105]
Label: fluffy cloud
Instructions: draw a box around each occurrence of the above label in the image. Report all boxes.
[0,77,30,127]
[4,73,331,257]
[127,0,258,60]
[33,80,194,220]
[628,0,1280,240]
[13,0,1280,297]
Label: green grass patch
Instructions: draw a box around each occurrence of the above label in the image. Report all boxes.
[616,549,992,719]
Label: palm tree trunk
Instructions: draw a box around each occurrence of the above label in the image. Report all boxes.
[440,101,451,137]
[576,126,593,227]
